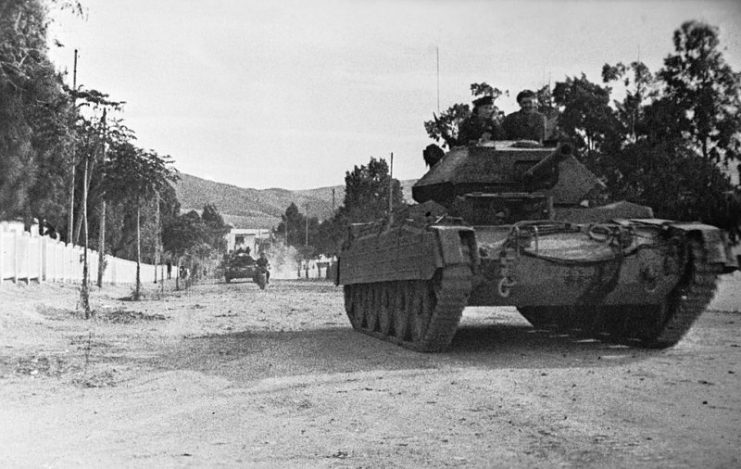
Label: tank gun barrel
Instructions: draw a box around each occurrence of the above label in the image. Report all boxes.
[523,143,573,182]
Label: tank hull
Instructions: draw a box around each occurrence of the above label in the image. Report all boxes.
[338,217,736,351]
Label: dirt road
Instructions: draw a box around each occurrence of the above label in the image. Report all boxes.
[1,278,740,468]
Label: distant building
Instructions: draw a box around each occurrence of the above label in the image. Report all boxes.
[226,228,271,253]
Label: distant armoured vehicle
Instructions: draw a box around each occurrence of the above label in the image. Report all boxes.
[224,252,267,289]
[337,140,738,352]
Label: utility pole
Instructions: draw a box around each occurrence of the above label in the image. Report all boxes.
[331,188,336,212]
[97,109,107,288]
[67,49,78,245]
[388,152,394,224]
[154,190,161,286]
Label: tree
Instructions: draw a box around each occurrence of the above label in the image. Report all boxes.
[162,207,225,288]
[103,143,177,299]
[339,157,404,223]
[657,20,741,164]
[552,74,620,152]
[163,210,208,259]
[550,22,741,240]
[602,61,658,145]
[0,0,75,229]
[274,202,320,249]
[201,203,229,253]
[313,156,404,256]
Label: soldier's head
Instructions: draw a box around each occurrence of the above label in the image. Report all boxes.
[472,95,495,118]
[516,90,537,114]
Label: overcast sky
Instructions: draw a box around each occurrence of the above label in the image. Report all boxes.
[48,0,741,190]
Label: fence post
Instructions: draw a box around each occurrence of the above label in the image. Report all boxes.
[40,236,46,282]
[13,230,19,284]
[37,232,43,283]
[62,242,67,283]
[25,232,31,284]
[0,230,4,286]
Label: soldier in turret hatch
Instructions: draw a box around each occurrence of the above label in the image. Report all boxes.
[457,95,506,145]
[502,89,546,142]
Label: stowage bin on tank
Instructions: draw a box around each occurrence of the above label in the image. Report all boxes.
[337,141,738,352]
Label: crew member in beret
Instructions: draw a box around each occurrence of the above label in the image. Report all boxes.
[502,89,546,142]
[457,95,506,145]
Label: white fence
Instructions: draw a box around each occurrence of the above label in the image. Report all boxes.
[0,221,156,286]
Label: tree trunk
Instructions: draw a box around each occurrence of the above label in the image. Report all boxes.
[135,202,141,300]
[68,161,75,245]
[67,50,77,246]
[73,157,97,245]
[97,199,106,288]
[80,155,91,318]
[154,192,160,284]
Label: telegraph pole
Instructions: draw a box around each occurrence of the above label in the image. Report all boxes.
[97,109,107,288]
[67,49,78,245]
[388,152,394,216]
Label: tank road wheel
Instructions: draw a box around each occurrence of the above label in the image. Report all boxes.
[378,283,393,336]
[363,284,378,332]
[343,261,471,351]
[404,266,471,352]
[410,279,434,343]
[392,282,412,341]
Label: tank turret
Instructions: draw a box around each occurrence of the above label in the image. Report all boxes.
[413,141,652,224]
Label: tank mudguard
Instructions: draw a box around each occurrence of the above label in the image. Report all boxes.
[633,219,738,271]
[338,224,474,285]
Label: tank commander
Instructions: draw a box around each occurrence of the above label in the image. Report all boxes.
[457,95,506,145]
[502,89,546,142]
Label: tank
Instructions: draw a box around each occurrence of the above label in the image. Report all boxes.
[337,141,739,352]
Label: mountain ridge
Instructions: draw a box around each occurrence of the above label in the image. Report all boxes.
[174,173,416,229]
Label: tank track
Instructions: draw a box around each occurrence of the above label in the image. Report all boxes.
[635,239,721,347]
[344,265,472,352]
[518,239,721,348]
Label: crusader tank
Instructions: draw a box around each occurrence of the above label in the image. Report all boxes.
[337,140,738,352]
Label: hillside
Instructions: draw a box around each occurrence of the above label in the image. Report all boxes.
[174,174,416,229]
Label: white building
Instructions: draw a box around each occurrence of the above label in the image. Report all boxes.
[226,228,271,254]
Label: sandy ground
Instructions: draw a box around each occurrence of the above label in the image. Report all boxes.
[1,274,740,468]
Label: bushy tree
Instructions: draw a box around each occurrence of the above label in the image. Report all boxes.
[163,210,208,258]
[313,156,404,256]
[274,202,320,250]
[339,157,404,223]
[658,21,741,163]
[103,143,177,298]
[552,74,620,152]
[551,21,741,240]
[0,0,75,227]
[201,203,229,253]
